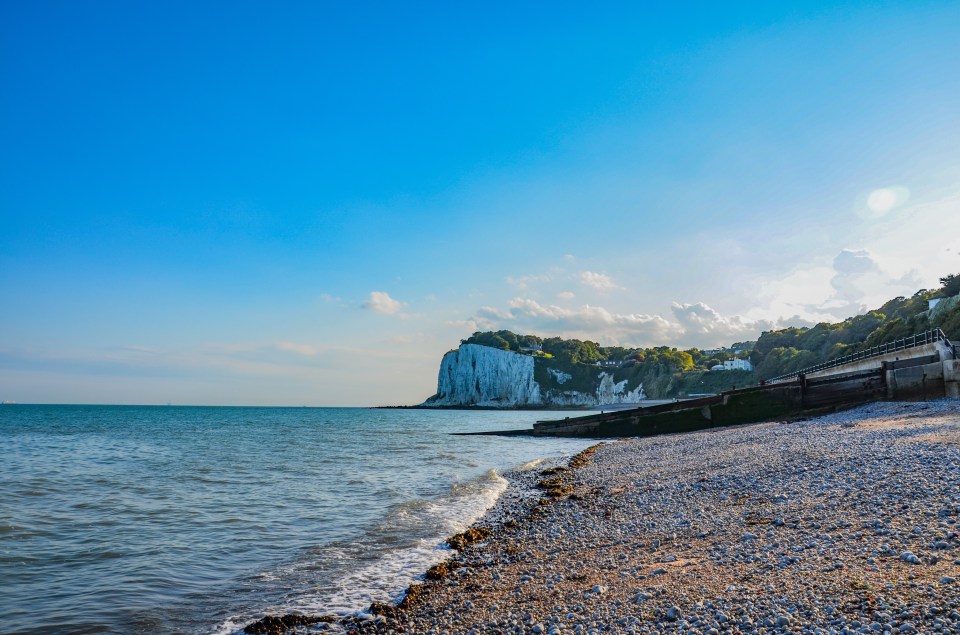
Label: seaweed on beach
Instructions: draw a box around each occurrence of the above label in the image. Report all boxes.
[536,475,574,498]
[243,613,337,634]
[424,560,462,580]
[568,444,600,469]
[368,601,395,616]
[446,527,491,551]
[397,582,429,608]
[539,466,567,476]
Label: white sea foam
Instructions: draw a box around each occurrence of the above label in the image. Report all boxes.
[3,405,593,634]
[213,468,510,631]
[516,458,546,471]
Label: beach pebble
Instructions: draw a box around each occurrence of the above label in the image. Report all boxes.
[350,400,960,635]
[899,551,921,564]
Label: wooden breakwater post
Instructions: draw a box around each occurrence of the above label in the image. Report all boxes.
[533,383,805,438]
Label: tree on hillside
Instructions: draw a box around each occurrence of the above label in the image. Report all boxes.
[463,331,518,351]
[541,337,604,365]
[940,273,960,298]
[518,334,543,349]
[940,302,960,339]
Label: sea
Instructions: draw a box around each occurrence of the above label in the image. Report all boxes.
[0,405,597,634]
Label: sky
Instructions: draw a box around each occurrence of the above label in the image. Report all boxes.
[2,1,959,406]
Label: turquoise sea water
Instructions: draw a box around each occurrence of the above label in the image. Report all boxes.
[0,405,595,634]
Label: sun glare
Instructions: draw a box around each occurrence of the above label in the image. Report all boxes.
[859,186,909,219]
[867,188,897,213]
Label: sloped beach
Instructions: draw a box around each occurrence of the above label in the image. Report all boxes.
[357,400,960,634]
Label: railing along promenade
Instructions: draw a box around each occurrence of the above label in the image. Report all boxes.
[767,328,952,383]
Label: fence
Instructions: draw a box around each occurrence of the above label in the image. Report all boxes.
[767,328,951,383]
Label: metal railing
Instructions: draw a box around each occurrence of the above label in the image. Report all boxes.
[767,328,951,383]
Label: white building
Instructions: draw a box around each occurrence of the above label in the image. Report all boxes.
[712,358,753,371]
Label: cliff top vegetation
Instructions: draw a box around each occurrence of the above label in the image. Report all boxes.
[461,272,960,394]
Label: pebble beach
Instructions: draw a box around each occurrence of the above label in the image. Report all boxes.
[348,400,960,635]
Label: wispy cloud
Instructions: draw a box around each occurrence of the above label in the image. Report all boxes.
[275,341,318,356]
[470,297,673,345]
[361,291,404,315]
[506,274,551,290]
[669,302,807,343]
[577,271,619,291]
[319,293,346,306]
[463,296,816,349]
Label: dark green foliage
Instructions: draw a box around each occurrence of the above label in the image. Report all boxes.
[750,327,807,367]
[754,347,819,378]
[462,331,514,350]
[460,272,960,394]
[861,317,913,348]
[541,337,604,365]
[940,274,960,298]
[533,358,603,394]
[518,334,543,349]
[937,298,960,340]
[750,275,959,378]
[730,340,757,354]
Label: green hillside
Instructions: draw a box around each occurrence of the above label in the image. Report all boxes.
[460,273,960,399]
[750,273,960,379]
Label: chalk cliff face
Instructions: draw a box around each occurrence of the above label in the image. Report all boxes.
[426,344,542,407]
[423,343,646,407]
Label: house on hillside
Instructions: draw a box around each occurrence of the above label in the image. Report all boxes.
[711,358,753,372]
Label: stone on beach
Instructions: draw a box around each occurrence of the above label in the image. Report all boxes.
[351,400,960,635]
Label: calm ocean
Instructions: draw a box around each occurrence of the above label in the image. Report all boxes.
[0,405,595,634]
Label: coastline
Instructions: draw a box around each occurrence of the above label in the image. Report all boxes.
[349,400,960,634]
[373,405,606,411]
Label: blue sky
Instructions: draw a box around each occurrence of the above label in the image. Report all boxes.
[2,1,959,405]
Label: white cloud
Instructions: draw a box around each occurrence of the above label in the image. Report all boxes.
[577,271,618,291]
[827,248,921,316]
[748,265,839,324]
[465,295,818,349]
[470,297,673,345]
[857,190,960,287]
[506,274,551,290]
[557,291,575,300]
[361,291,404,315]
[669,302,802,345]
[275,342,318,357]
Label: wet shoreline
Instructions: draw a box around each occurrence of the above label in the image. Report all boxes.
[344,400,960,634]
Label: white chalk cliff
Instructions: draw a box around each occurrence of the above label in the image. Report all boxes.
[423,343,646,407]
[426,344,542,407]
